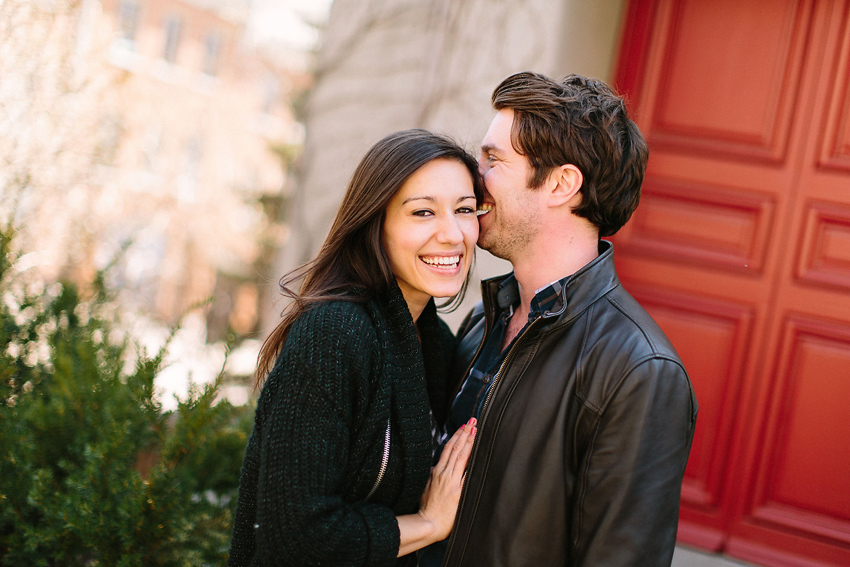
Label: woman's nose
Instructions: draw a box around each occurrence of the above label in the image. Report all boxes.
[436,216,463,244]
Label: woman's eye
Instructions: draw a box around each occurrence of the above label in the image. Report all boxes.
[412,209,433,217]
[457,206,475,215]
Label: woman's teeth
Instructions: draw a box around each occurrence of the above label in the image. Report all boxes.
[421,255,460,268]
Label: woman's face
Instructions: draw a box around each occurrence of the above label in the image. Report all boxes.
[382,158,479,320]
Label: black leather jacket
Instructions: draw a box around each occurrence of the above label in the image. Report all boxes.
[442,241,698,567]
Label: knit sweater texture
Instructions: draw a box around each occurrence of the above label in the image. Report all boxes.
[228,283,456,567]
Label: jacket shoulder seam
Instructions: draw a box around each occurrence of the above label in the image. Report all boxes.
[604,294,660,353]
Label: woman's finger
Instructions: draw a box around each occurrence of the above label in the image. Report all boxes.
[436,417,476,469]
[454,425,476,472]
[444,419,476,476]
[435,428,461,471]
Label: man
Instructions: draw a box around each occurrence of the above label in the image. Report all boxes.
[435,72,698,566]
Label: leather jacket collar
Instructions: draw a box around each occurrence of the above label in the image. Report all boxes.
[481,239,620,326]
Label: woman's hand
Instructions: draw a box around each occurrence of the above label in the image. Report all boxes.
[397,418,477,556]
[420,418,477,538]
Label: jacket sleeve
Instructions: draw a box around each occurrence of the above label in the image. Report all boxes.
[252,304,400,567]
[572,356,697,567]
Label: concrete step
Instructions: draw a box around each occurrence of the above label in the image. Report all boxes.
[673,546,760,567]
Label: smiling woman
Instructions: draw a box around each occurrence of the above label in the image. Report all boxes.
[382,158,479,321]
[228,129,484,567]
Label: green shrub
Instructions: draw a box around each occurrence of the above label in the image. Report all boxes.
[0,226,255,566]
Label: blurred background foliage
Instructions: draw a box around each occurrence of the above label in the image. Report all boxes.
[0,0,331,562]
[0,224,255,566]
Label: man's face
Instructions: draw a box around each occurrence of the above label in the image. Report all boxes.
[477,108,542,262]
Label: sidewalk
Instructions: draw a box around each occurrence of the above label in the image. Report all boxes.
[673,546,759,567]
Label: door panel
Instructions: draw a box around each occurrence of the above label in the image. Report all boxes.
[760,318,850,521]
[614,0,850,565]
[727,2,850,565]
[627,179,776,273]
[796,204,850,290]
[648,0,812,163]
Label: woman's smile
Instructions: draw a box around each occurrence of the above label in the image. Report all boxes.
[420,254,463,270]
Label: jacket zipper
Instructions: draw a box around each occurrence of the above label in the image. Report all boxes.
[444,318,541,563]
[481,316,541,425]
[366,417,391,500]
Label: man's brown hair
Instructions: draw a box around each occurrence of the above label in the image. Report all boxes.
[492,71,648,237]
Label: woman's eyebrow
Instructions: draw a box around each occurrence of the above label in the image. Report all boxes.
[401,195,435,205]
[401,195,476,205]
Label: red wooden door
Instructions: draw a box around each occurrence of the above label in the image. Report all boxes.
[612,1,850,566]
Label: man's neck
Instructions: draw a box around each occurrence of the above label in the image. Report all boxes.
[498,235,598,352]
[511,235,599,313]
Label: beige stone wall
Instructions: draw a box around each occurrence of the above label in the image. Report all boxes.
[274,0,626,330]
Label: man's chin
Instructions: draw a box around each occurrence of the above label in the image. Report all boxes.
[476,239,509,260]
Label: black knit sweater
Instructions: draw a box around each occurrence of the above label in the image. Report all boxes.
[228,283,457,567]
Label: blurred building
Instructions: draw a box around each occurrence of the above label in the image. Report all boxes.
[277,1,850,567]
[1,0,307,342]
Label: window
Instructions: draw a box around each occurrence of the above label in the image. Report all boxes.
[261,75,280,115]
[203,32,222,76]
[163,15,182,63]
[177,136,202,202]
[118,0,140,45]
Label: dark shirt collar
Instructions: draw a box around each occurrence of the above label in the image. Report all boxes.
[494,273,569,324]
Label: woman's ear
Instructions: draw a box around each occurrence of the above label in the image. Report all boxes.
[546,164,583,208]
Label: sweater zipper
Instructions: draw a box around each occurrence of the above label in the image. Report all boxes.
[444,318,541,563]
[366,417,391,500]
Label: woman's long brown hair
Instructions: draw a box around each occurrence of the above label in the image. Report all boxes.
[255,129,483,386]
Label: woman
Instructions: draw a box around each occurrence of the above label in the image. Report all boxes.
[228,129,483,566]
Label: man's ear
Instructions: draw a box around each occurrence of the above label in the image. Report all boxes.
[546,164,583,208]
